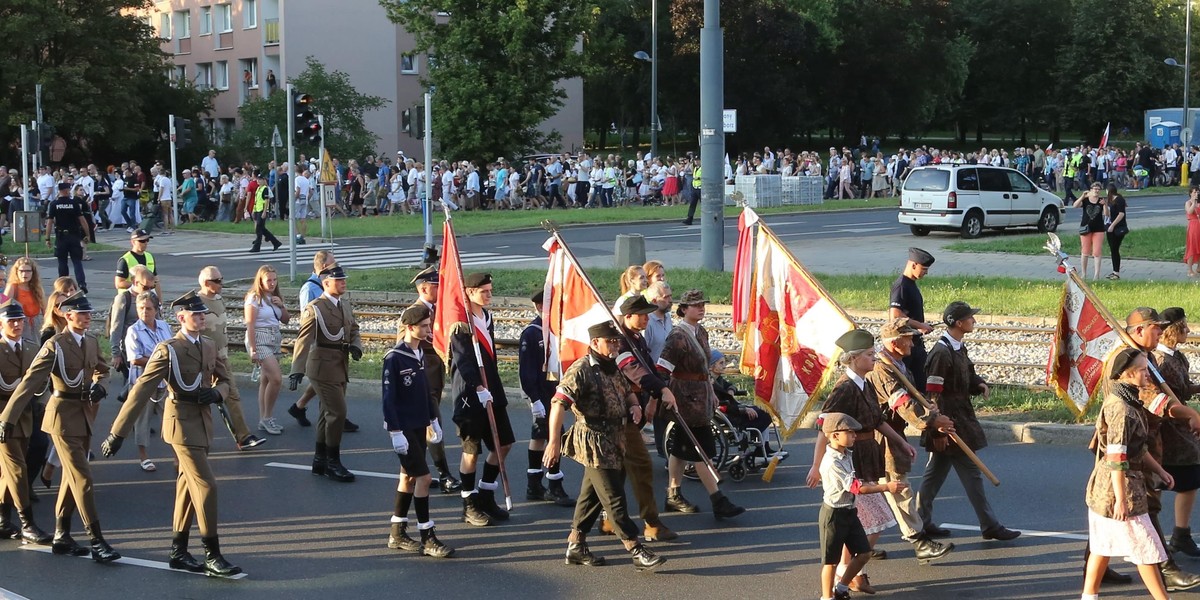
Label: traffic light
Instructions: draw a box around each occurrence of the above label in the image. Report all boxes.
[294,92,321,144]
[415,105,425,140]
[38,123,55,156]
[401,109,412,135]
[173,117,193,149]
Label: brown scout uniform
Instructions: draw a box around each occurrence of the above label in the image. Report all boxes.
[199,292,252,442]
[866,352,941,477]
[0,336,41,513]
[2,330,109,525]
[1085,386,1152,520]
[111,331,232,535]
[924,335,987,453]
[821,374,887,482]
[657,323,715,428]
[291,293,361,447]
[1152,347,1200,468]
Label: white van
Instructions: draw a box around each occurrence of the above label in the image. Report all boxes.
[898,165,1064,238]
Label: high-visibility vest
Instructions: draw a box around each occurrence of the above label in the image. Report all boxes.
[692,167,702,189]
[119,251,155,281]
[254,185,268,212]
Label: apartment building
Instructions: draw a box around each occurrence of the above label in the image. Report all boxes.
[148,0,584,158]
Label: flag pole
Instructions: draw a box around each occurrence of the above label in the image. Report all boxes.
[541,220,721,482]
[446,206,512,510]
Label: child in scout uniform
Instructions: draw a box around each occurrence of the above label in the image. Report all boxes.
[818,412,907,600]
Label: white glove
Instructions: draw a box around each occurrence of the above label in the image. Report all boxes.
[476,388,493,406]
[530,400,547,419]
[428,419,443,444]
[390,430,409,455]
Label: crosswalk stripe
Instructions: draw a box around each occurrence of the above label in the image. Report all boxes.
[168,243,349,257]
[19,545,249,578]
[265,461,399,480]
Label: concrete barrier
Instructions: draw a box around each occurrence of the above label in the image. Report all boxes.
[614,233,646,268]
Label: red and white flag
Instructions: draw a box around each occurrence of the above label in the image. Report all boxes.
[542,237,610,379]
[1046,275,1121,417]
[739,226,855,437]
[731,207,760,336]
[1099,122,1111,149]
[432,219,468,362]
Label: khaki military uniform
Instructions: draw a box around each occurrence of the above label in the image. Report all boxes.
[0,337,41,513]
[290,294,360,447]
[112,332,232,536]
[199,293,251,442]
[1,330,109,525]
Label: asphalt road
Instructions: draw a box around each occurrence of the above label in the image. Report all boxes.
[0,381,1190,599]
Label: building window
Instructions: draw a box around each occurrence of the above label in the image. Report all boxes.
[215,61,229,90]
[159,12,171,39]
[173,64,187,83]
[264,18,280,44]
[243,0,257,29]
[196,63,213,89]
[199,6,212,35]
[216,4,232,33]
[174,10,191,39]
[401,54,418,74]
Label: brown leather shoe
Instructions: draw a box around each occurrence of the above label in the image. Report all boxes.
[600,518,616,536]
[644,522,678,542]
[849,574,877,595]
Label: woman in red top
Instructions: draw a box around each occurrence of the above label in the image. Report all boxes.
[4,257,43,345]
[1185,187,1200,277]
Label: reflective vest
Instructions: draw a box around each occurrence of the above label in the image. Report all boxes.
[120,251,155,280]
[692,166,702,189]
[254,185,269,213]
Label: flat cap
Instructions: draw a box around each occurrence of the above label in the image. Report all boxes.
[880,318,917,340]
[587,321,622,340]
[943,301,980,326]
[464,272,492,288]
[820,412,863,435]
[678,289,707,306]
[908,247,935,267]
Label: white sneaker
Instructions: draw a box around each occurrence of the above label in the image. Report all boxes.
[263,418,283,435]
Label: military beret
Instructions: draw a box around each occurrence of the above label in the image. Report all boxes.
[880,318,917,340]
[820,412,862,435]
[171,290,209,314]
[464,272,492,288]
[587,321,622,340]
[531,290,544,305]
[57,291,94,313]
[943,301,980,326]
[401,304,431,326]
[1162,307,1187,327]
[1109,347,1145,380]
[618,294,658,316]
[410,266,439,286]
[1127,307,1169,328]
[0,300,25,321]
[835,329,874,352]
[319,265,348,280]
[908,247,935,267]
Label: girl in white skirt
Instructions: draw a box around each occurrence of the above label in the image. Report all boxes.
[1082,348,1171,600]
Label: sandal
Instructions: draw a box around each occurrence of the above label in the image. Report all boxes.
[1105,273,1120,280]
[140,459,157,472]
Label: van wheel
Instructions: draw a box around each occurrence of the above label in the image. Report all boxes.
[960,210,984,239]
[910,225,930,237]
[1037,208,1060,233]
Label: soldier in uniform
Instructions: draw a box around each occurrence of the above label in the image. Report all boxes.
[288,265,363,483]
[0,291,118,561]
[655,289,743,518]
[100,291,242,577]
[544,321,666,571]
[0,301,52,545]
[889,248,935,392]
[407,266,460,493]
[196,266,266,451]
[450,272,514,526]
[864,318,954,563]
[917,301,1020,543]
[519,290,572,506]
[381,304,454,558]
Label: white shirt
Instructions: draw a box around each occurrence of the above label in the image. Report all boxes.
[577,159,592,182]
[245,293,282,329]
[441,170,455,199]
[201,155,220,178]
[466,170,480,193]
[155,174,172,200]
[295,174,311,198]
[322,292,340,307]
[37,174,55,200]
[78,175,94,200]
[941,332,964,351]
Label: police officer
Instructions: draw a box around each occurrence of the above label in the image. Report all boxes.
[289,265,362,482]
[406,266,459,493]
[0,291,117,561]
[519,290,572,506]
[382,304,454,558]
[101,291,242,577]
[545,320,666,571]
[889,248,935,392]
[196,266,266,451]
[46,182,89,293]
[0,301,52,545]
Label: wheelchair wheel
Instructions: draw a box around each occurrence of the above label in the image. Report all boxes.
[665,420,728,481]
[728,461,747,482]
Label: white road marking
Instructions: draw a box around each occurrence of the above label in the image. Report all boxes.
[0,587,32,600]
[822,221,883,227]
[1138,209,1181,214]
[941,522,1087,541]
[266,461,400,480]
[19,545,249,579]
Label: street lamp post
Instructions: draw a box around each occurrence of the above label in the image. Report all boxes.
[633,0,658,159]
[1166,0,1193,186]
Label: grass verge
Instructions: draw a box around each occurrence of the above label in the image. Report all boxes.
[945,226,1186,262]
[5,242,120,258]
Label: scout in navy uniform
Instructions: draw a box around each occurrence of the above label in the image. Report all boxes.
[519,290,572,506]
[450,272,514,526]
[889,248,935,392]
[0,291,117,561]
[382,304,454,558]
[544,321,666,571]
[407,266,460,494]
[289,265,363,483]
[0,301,52,545]
[101,291,242,577]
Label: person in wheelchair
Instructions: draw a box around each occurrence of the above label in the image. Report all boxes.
[708,350,786,461]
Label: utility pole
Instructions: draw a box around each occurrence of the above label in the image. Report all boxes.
[20,124,29,213]
[35,85,43,167]
[287,84,297,281]
[698,0,725,271]
[423,91,433,259]
[650,0,658,160]
[169,114,179,233]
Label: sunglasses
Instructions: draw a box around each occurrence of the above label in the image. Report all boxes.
[208,278,224,284]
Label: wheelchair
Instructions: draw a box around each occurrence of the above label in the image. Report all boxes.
[666,404,783,483]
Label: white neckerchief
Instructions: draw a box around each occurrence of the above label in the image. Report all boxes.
[847,368,866,391]
[941,332,964,351]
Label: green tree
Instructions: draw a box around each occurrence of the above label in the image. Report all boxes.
[0,0,214,166]
[224,57,388,166]
[380,0,591,160]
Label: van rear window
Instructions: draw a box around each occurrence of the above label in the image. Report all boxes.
[904,170,950,192]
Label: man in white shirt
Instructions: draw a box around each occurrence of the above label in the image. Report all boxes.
[576,153,592,208]
[201,150,220,179]
[441,165,459,211]
[464,163,480,210]
[152,167,174,234]
[1165,144,1180,186]
[36,167,55,205]
[294,167,312,244]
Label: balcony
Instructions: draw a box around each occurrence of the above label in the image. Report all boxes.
[265,18,280,45]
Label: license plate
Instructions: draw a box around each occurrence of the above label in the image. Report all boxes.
[914,202,931,209]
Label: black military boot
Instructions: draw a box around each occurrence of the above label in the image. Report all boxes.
[311,442,328,476]
[84,522,121,562]
[1172,526,1200,557]
[664,487,698,513]
[168,530,205,572]
[438,471,462,494]
[287,402,311,427]
[201,536,243,577]
[526,472,547,501]
[17,510,52,545]
[477,487,509,521]
[51,515,89,556]
[324,446,355,482]
[913,535,954,563]
[709,491,745,519]
[420,526,455,558]
[545,478,574,507]
[342,419,360,433]
[0,503,19,539]
[630,543,666,571]
[462,495,493,527]
[1163,558,1200,591]
[387,521,421,553]
[565,539,605,566]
